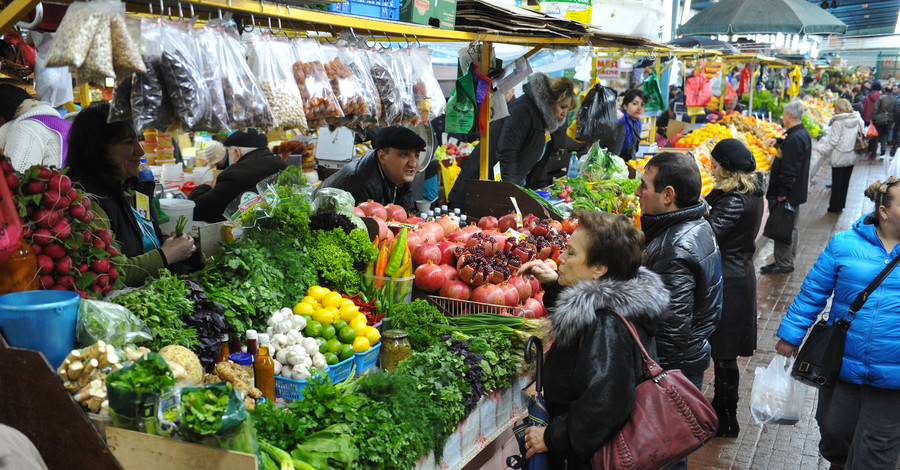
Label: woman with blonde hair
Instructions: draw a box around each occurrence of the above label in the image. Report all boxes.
[705,138,764,437]
[817,98,865,213]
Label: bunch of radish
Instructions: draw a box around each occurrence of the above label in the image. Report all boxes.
[1,157,127,298]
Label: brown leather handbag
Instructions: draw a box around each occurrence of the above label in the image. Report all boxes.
[592,313,718,470]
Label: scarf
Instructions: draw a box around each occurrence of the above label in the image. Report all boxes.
[620,112,641,151]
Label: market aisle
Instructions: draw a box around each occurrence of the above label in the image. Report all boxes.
[690,157,897,470]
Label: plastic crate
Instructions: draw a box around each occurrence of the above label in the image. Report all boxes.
[428,296,527,317]
[328,0,400,20]
[328,356,355,384]
[275,375,309,401]
[354,342,381,373]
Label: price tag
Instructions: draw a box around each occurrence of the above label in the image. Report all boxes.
[135,192,151,220]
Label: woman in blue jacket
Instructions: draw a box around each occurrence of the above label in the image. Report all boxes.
[775,177,900,470]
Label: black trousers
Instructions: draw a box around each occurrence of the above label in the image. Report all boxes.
[829,166,854,212]
[816,381,900,469]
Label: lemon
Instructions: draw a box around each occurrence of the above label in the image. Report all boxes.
[293,302,315,316]
[364,326,381,345]
[339,298,355,310]
[301,296,319,308]
[308,286,330,300]
[321,291,344,309]
[312,307,336,325]
[349,316,368,332]
[339,304,361,322]
[352,336,371,353]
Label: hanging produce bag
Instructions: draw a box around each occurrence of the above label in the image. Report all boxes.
[409,46,447,123]
[247,35,308,131]
[158,19,212,131]
[445,63,477,134]
[685,70,712,107]
[390,49,420,125]
[109,15,145,79]
[176,383,257,453]
[214,23,274,129]
[0,157,23,264]
[291,39,343,128]
[107,353,176,432]
[317,44,378,129]
[75,299,152,348]
[365,49,403,126]
[642,71,665,112]
[342,47,382,129]
[45,1,109,71]
[574,82,618,144]
[108,77,133,123]
[190,25,230,131]
[74,1,121,85]
[130,17,175,132]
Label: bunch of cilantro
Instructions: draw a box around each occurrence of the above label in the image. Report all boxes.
[389,300,451,350]
[111,270,198,350]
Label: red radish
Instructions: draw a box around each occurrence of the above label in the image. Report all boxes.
[56,275,75,289]
[33,229,54,246]
[0,159,12,173]
[385,204,407,222]
[37,167,52,179]
[413,263,447,292]
[353,207,366,217]
[66,188,78,204]
[418,221,445,241]
[528,277,541,296]
[77,263,89,273]
[438,264,458,281]
[107,246,120,257]
[83,211,94,223]
[498,214,518,231]
[36,254,54,275]
[471,284,506,306]
[523,298,544,318]
[25,180,45,195]
[30,244,41,255]
[440,280,472,300]
[51,220,71,239]
[91,257,111,274]
[477,216,498,230]
[500,283,519,307]
[48,173,72,194]
[92,239,107,249]
[34,208,60,229]
[39,275,55,289]
[108,267,119,279]
[5,173,19,190]
[358,200,387,220]
[447,229,472,244]
[80,196,91,210]
[508,276,533,303]
[43,242,66,260]
[69,204,87,220]
[96,274,110,289]
[436,241,457,265]
[435,215,458,237]
[55,256,73,275]
[96,229,114,246]
[405,231,423,252]
[42,190,63,209]
[406,216,425,225]
[412,243,442,267]
[22,226,33,239]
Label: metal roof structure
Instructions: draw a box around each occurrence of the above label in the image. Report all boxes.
[690,0,899,35]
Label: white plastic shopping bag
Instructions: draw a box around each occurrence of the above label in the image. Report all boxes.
[749,355,808,425]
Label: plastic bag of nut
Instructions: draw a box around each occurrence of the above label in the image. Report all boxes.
[190,24,230,132]
[389,48,421,125]
[158,19,212,131]
[214,23,275,129]
[46,1,112,71]
[290,39,343,128]
[248,35,308,132]
[409,47,447,123]
[363,49,403,126]
[319,43,379,129]
[130,17,175,132]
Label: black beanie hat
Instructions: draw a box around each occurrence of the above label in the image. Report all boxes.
[711,138,756,173]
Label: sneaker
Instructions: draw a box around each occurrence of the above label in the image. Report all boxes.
[761,264,794,274]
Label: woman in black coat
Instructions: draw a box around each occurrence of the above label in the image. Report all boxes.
[517,211,669,469]
[705,138,764,438]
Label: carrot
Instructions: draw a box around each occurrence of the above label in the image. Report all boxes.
[374,242,390,288]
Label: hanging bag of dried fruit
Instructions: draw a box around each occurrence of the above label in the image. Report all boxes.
[290,38,344,129]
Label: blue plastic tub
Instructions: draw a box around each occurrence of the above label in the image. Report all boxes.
[0,290,80,368]
[275,375,309,400]
[328,356,355,384]
[355,341,380,373]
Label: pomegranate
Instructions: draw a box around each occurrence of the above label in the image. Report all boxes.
[435,215,458,237]
[447,229,472,244]
[477,216,498,231]
[358,200,387,220]
[417,228,438,244]
[418,221,445,241]
[437,241,457,265]
[548,220,563,233]
[466,232,499,257]
[533,291,547,316]
[412,243,442,267]
[406,231,423,252]
[522,214,539,229]
[522,298,544,318]
[531,219,551,237]
[561,218,579,234]
[458,255,493,287]
[440,280,472,300]
[471,283,506,306]
[374,217,393,241]
[385,204,407,222]
[413,263,447,292]
[508,276,533,303]
[407,216,425,225]
[498,213,518,232]
[439,264,459,281]
[499,283,519,307]
[528,277,541,296]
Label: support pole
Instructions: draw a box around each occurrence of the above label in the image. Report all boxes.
[479,42,493,180]
[748,63,756,117]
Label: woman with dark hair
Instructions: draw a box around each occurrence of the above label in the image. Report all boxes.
[705,138,764,438]
[516,210,670,470]
[67,102,194,287]
[776,177,900,469]
[609,88,648,162]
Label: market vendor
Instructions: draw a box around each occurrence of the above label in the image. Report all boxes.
[67,102,195,287]
[189,129,286,223]
[316,126,425,211]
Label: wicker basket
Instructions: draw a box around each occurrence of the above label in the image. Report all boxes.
[427,295,527,317]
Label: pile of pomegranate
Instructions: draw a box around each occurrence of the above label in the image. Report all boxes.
[354,200,580,318]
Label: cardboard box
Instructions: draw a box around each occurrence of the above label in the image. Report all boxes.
[400,0,457,29]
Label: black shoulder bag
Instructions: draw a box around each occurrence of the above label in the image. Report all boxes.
[791,254,900,388]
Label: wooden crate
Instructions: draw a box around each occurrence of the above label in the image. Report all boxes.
[106,427,257,470]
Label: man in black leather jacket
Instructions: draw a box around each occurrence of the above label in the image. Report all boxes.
[635,152,723,469]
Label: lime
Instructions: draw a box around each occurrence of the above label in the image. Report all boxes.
[338,344,355,361]
[326,338,343,354]
[325,352,340,365]
[303,320,322,338]
[338,326,357,344]
[321,324,336,340]
[332,319,348,331]
[318,341,330,354]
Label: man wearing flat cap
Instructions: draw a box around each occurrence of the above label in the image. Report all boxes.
[317,126,425,211]
[190,128,286,222]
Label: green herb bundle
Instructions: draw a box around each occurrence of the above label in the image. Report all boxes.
[390,300,451,350]
[307,227,377,293]
[111,270,198,350]
[107,355,175,393]
[180,386,230,435]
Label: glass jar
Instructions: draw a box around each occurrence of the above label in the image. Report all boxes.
[0,241,39,295]
[380,329,411,371]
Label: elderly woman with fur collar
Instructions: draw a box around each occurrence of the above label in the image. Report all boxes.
[448,73,576,210]
[517,210,669,469]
